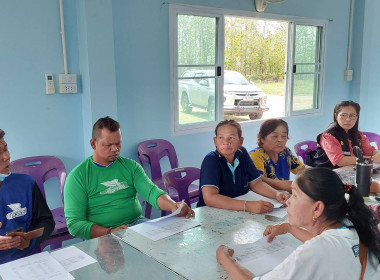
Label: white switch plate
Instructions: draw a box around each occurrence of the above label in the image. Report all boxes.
[59,74,77,84]
[344,69,353,81]
[59,84,77,93]
[45,74,55,94]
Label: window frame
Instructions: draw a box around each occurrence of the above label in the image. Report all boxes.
[169,4,328,136]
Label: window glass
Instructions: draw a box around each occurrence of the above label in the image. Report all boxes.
[292,25,322,112]
[177,15,218,126]
[170,5,326,134]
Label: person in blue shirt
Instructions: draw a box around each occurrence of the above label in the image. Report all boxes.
[0,129,55,264]
[250,119,304,193]
[198,120,289,213]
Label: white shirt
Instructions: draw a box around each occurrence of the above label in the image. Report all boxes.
[256,227,380,280]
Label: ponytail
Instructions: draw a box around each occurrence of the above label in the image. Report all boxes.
[296,167,380,263]
[346,185,380,262]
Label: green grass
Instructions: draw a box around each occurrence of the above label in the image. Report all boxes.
[179,108,214,125]
[255,81,285,96]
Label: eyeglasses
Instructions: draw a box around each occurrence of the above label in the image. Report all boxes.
[338,113,358,120]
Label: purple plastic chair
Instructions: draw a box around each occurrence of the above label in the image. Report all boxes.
[362,131,380,150]
[10,156,74,250]
[163,167,200,207]
[294,140,318,164]
[137,139,199,218]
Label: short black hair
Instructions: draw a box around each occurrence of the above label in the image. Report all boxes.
[92,116,120,139]
[0,129,4,140]
[214,120,242,138]
[257,118,289,147]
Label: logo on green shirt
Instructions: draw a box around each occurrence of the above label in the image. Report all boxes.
[100,179,129,194]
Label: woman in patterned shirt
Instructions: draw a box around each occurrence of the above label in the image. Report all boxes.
[250,119,304,193]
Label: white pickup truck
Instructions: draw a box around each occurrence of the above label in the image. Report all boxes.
[179,70,269,120]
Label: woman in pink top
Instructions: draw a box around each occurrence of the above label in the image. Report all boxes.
[314,101,380,193]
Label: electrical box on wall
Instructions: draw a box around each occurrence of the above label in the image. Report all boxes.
[344,69,353,81]
[45,74,55,94]
[59,73,77,93]
[59,83,77,93]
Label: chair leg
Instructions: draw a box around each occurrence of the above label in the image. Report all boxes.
[144,203,152,219]
[49,242,63,250]
[161,210,171,217]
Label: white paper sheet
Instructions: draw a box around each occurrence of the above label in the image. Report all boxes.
[235,191,284,208]
[146,200,184,223]
[129,216,200,241]
[228,236,296,276]
[265,207,287,218]
[50,246,97,272]
[0,251,74,280]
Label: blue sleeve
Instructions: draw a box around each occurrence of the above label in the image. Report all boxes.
[200,154,221,190]
[243,148,261,182]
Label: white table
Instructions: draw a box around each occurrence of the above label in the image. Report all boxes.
[112,207,301,280]
[335,165,380,228]
[334,164,380,185]
[0,235,186,280]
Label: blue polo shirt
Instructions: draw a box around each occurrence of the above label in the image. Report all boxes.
[197,146,261,207]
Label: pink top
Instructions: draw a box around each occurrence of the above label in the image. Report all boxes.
[319,131,375,165]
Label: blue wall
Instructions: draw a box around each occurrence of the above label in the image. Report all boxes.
[1,0,379,181]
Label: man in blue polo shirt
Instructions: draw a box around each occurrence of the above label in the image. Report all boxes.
[198,120,289,213]
[0,129,55,264]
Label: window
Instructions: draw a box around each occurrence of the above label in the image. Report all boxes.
[170,5,326,135]
[290,24,323,113]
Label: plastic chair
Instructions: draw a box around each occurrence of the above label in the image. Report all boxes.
[362,131,380,150]
[163,167,200,207]
[10,156,74,250]
[137,139,199,218]
[294,140,318,163]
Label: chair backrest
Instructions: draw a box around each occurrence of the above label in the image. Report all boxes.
[294,140,318,163]
[137,139,179,182]
[163,167,200,206]
[10,156,66,202]
[362,131,380,150]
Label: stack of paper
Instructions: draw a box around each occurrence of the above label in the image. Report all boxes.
[0,246,97,280]
[235,191,288,218]
[129,201,200,241]
[228,236,296,276]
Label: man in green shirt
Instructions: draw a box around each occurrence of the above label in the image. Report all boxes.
[64,116,194,240]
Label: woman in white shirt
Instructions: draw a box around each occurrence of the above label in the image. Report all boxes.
[216,167,380,279]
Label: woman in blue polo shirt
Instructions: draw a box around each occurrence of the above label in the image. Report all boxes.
[198,120,289,213]
[250,119,304,193]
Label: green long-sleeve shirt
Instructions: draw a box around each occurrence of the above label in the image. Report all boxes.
[64,157,166,239]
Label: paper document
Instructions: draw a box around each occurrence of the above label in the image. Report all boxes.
[0,251,74,280]
[50,246,97,272]
[228,236,296,276]
[147,200,184,223]
[265,207,287,218]
[235,191,284,208]
[129,216,200,241]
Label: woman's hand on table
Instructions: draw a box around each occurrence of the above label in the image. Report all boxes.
[263,223,290,242]
[216,245,234,265]
[246,200,274,214]
[276,192,290,204]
